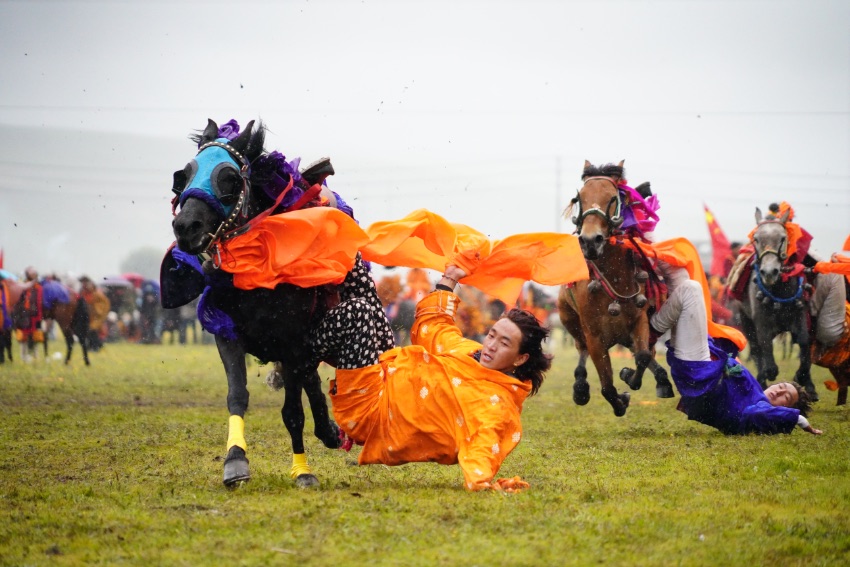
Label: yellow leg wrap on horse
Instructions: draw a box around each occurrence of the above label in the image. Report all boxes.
[290,453,312,479]
[226,415,247,451]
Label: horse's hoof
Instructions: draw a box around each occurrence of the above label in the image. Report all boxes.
[223,460,250,487]
[656,383,675,399]
[619,367,642,390]
[316,423,342,449]
[223,446,251,487]
[294,474,320,489]
[613,392,631,417]
[573,381,591,406]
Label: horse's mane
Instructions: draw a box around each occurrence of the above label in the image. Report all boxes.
[188,120,306,210]
[582,162,625,181]
[189,121,267,162]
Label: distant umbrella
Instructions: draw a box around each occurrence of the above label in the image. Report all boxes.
[100,276,135,288]
[121,273,146,289]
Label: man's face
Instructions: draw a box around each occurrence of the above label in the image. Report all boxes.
[764,382,799,408]
[479,318,528,373]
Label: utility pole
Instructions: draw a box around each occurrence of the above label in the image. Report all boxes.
[554,156,562,233]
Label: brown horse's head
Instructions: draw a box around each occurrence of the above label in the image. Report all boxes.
[568,160,625,260]
[752,206,791,286]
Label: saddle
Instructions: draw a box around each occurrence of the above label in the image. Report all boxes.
[726,250,755,302]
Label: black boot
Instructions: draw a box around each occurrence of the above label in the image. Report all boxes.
[301,157,334,186]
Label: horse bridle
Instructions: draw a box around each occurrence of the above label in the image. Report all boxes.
[570,176,624,235]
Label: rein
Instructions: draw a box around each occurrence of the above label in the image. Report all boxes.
[586,258,642,302]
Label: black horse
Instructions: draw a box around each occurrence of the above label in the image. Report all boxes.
[738,207,818,400]
[165,118,363,487]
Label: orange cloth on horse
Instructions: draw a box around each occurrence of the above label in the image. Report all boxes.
[811,302,850,369]
[621,237,747,351]
[814,251,850,286]
[330,290,532,491]
[361,209,590,305]
[217,207,370,289]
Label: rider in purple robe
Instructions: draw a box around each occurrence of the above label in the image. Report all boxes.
[650,262,821,436]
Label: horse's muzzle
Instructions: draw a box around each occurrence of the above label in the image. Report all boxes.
[579,233,606,260]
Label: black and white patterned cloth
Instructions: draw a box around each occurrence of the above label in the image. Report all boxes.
[310,255,395,369]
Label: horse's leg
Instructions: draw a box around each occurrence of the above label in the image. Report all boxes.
[648,358,675,398]
[79,329,90,366]
[301,366,342,449]
[573,349,591,405]
[793,330,818,402]
[279,364,320,488]
[620,347,652,392]
[619,316,654,393]
[754,330,778,389]
[64,327,74,364]
[559,295,590,405]
[586,337,630,416]
[215,335,251,487]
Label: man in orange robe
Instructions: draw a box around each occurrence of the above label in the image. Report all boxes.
[310,258,551,492]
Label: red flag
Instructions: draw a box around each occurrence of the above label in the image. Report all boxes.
[0,247,4,270]
[704,204,732,277]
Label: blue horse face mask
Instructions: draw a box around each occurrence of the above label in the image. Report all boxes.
[173,139,244,216]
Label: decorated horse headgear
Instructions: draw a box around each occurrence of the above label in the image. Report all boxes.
[569,176,624,234]
[172,137,250,219]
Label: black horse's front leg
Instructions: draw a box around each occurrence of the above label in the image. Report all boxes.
[302,367,342,449]
[215,335,251,487]
[279,364,321,488]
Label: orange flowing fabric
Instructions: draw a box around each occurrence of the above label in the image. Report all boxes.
[621,236,747,351]
[361,209,590,305]
[218,207,370,289]
[331,290,531,491]
[814,245,850,286]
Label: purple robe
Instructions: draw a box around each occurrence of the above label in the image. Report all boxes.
[667,338,799,435]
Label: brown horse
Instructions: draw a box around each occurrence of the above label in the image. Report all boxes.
[557,161,673,416]
[4,279,90,365]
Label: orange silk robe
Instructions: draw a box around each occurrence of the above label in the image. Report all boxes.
[331,290,531,491]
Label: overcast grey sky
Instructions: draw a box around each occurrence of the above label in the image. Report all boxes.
[1,0,848,279]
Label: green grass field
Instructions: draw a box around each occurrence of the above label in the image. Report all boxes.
[1,337,848,566]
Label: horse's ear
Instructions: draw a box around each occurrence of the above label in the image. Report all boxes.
[230,120,255,155]
[779,207,791,224]
[201,119,219,143]
[755,207,763,224]
[584,160,592,169]
[617,160,625,168]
